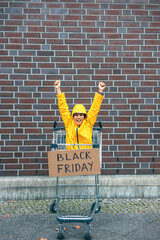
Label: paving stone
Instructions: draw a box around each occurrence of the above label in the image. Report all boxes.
[1,199,160,240]
[1,199,160,216]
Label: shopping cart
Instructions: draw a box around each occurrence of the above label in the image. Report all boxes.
[49,121,102,240]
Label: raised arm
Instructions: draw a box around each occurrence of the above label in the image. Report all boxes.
[54,80,71,127]
[87,82,106,126]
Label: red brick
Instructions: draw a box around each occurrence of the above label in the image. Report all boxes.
[101,169,118,175]
[6,44,22,50]
[123,163,139,168]
[65,15,81,21]
[6,20,23,26]
[79,21,95,27]
[19,111,36,116]
[19,170,36,176]
[118,158,135,162]
[1,158,18,163]
[105,163,121,168]
[115,128,131,133]
[115,152,131,157]
[0,2,8,7]
[83,16,99,21]
[0,153,13,157]
[0,117,13,122]
[37,170,49,175]
[2,26,17,31]
[0,128,14,134]
[65,3,81,8]
[118,169,135,174]
[5,164,22,170]
[0,171,17,176]
[47,15,62,21]
[28,2,44,8]
[25,81,41,86]
[0,38,8,43]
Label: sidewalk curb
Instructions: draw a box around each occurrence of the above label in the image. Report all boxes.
[1,175,160,201]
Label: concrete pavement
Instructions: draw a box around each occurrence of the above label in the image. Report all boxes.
[1,199,160,240]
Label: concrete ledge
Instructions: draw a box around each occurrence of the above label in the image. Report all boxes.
[1,175,160,201]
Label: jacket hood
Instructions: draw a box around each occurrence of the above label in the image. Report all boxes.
[72,104,87,116]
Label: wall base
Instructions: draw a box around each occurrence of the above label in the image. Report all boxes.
[1,175,160,201]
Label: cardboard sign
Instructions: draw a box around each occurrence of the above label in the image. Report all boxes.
[48,148,100,177]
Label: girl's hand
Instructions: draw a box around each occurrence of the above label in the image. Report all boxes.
[54,80,61,94]
[98,82,106,93]
[54,80,60,89]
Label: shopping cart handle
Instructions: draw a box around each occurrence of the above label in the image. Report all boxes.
[93,127,102,131]
[53,121,65,132]
[93,121,102,132]
[54,127,65,131]
[93,144,99,148]
[99,121,102,129]
[54,121,57,129]
[51,143,58,149]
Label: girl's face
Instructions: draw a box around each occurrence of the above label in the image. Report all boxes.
[73,113,85,126]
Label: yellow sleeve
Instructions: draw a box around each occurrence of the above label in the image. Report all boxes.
[57,93,71,127]
[87,92,104,127]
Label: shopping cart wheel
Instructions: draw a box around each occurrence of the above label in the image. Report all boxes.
[91,202,101,214]
[50,201,57,213]
[84,224,92,240]
[57,224,65,239]
[84,232,92,240]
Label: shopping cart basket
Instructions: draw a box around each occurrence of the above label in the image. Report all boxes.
[49,121,102,240]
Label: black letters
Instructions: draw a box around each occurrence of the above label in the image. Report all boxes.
[65,164,71,173]
[88,162,93,171]
[75,164,81,172]
[57,162,94,175]
[66,153,71,161]
[81,163,88,172]
[57,154,64,161]
[73,152,79,160]
[80,152,85,159]
[85,151,91,159]
[55,150,98,176]
[72,164,74,172]
[57,151,92,161]
[57,164,63,173]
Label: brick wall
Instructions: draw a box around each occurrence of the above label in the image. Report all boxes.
[0,0,160,176]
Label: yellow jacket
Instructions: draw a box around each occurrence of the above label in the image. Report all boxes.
[57,92,104,149]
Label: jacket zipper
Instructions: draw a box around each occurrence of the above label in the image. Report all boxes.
[76,127,80,148]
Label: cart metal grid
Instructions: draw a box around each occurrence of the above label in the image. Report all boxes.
[49,121,102,240]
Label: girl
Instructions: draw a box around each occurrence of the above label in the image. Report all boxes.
[54,80,106,149]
